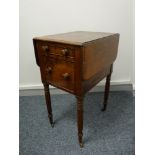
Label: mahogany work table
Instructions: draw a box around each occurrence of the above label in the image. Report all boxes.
[33,31,119,147]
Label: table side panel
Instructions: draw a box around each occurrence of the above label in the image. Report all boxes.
[83,34,119,80]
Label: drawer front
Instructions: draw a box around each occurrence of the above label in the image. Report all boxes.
[37,42,75,60]
[55,46,75,58]
[44,60,75,91]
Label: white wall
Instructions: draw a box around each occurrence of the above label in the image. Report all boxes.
[19,0,134,90]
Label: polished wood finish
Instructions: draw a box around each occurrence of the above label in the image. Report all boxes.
[33,31,119,147]
[83,35,119,80]
[43,82,54,127]
[102,64,113,111]
[45,59,75,91]
[76,96,84,147]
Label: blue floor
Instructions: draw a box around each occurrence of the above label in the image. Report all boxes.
[19,91,135,155]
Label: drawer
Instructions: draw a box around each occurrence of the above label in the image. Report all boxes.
[44,60,75,91]
[37,42,75,59]
[55,46,75,58]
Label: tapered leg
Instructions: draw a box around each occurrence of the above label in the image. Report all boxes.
[76,96,84,148]
[43,82,54,127]
[102,64,113,111]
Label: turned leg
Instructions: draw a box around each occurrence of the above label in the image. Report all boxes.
[76,96,84,148]
[43,82,54,127]
[102,64,113,111]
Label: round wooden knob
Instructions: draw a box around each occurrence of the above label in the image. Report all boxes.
[62,73,70,80]
[46,67,52,74]
[42,46,49,52]
[62,49,69,56]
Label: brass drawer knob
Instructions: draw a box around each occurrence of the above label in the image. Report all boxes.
[62,49,69,56]
[46,67,52,74]
[62,73,70,80]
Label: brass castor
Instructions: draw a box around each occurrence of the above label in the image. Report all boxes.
[51,123,54,128]
[80,142,84,148]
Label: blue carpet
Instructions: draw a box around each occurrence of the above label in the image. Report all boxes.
[19,91,135,155]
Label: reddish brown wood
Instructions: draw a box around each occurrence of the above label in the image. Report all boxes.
[102,64,113,111]
[33,39,40,66]
[33,31,119,147]
[76,96,84,148]
[83,66,111,94]
[83,35,119,80]
[43,82,54,127]
[44,59,75,91]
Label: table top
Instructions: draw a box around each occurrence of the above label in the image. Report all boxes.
[34,31,116,45]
